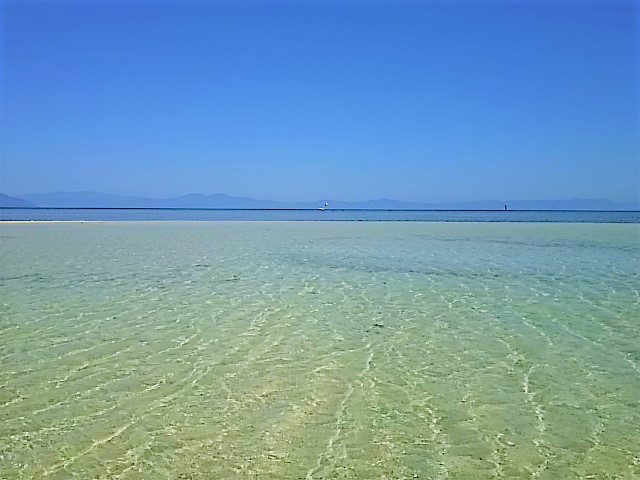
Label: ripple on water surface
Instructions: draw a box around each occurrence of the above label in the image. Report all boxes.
[0,222,639,479]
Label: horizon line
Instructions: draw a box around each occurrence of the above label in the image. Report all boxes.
[2,207,639,213]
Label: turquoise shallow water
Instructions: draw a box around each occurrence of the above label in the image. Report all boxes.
[1,222,639,479]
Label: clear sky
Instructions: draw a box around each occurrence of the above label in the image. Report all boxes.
[1,0,638,202]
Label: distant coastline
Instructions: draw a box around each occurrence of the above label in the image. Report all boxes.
[2,191,639,211]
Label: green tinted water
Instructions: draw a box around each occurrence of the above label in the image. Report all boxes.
[1,222,638,479]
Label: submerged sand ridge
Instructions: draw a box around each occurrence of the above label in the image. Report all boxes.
[1,222,638,479]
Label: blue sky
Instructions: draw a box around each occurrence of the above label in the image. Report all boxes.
[1,0,638,202]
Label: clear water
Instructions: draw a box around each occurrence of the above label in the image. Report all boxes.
[1,222,639,479]
[1,207,639,223]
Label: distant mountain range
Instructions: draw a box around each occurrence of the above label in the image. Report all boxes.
[1,191,638,210]
[0,193,34,207]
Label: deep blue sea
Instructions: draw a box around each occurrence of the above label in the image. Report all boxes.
[1,208,639,222]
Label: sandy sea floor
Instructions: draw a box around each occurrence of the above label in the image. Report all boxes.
[1,222,639,479]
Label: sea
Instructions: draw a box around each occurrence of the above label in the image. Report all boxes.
[1,210,638,479]
[1,207,639,223]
